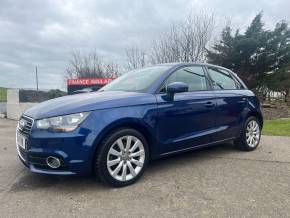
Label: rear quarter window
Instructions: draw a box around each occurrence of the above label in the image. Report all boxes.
[207,67,239,90]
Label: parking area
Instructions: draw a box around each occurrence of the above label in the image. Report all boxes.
[0,118,290,217]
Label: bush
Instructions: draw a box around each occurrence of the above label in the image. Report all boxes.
[0,87,7,102]
[19,89,66,103]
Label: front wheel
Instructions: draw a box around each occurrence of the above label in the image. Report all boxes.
[234,116,261,151]
[95,128,149,187]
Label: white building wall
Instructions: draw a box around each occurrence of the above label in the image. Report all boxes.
[0,102,6,114]
[7,89,37,120]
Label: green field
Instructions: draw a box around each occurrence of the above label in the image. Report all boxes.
[262,119,290,137]
[0,87,7,102]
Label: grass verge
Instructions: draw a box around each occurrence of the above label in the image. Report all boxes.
[262,119,290,137]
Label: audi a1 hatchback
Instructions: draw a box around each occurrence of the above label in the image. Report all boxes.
[16,63,263,187]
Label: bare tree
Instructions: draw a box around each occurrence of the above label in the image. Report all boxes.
[104,62,120,78]
[150,24,181,64]
[66,50,119,79]
[149,12,215,64]
[125,46,147,70]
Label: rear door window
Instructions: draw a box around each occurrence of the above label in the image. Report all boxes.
[207,67,238,90]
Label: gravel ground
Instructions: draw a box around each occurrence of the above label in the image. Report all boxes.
[0,118,290,217]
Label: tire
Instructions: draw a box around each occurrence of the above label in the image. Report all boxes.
[95,128,149,187]
[234,116,261,151]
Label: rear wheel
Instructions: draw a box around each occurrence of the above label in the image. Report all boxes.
[95,128,149,187]
[234,116,261,151]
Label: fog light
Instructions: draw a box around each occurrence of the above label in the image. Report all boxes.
[46,156,61,169]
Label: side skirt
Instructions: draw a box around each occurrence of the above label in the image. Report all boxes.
[159,137,236,158]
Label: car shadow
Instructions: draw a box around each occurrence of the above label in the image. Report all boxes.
[10,142,237,192]
[148,142,236,171]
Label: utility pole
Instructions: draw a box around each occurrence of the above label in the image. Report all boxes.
[35,66,39,91]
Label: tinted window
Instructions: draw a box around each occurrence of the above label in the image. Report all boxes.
[101,66,171,92]
[232,75,244,89]
[164,66,208,92]
[208,68,237,90]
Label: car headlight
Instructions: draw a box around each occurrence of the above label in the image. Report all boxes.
[36,112,90,132]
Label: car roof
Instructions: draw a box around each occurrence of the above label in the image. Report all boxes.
[156,62,231,71]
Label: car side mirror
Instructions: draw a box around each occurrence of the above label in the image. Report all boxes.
[166,82,189,100]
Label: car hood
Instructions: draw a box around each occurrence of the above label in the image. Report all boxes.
[24,91,156,119]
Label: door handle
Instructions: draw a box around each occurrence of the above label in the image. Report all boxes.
[205,101,214,107]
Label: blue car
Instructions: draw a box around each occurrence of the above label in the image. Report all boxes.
[16,63,263,187]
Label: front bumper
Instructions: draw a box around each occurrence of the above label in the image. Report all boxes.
[16,115,97,176]
[18,151,76,175]
[17,136,93,176]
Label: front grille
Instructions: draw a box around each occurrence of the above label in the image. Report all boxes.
[18,115,34,137]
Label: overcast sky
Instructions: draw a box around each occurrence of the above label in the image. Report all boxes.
[0,0,289,90]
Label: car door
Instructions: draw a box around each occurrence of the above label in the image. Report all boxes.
[206,66,248,141]
[156,65,217,154]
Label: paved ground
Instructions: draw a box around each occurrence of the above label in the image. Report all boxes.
[0,118,290,217]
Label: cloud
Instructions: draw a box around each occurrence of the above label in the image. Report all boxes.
[0,0,289,90]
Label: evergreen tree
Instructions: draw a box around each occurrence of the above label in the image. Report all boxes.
[268,62,290,101]
[207,13,289,89]
[245,13,264,38]
[207,26,236,69]
[270,21,290,69]
[233,12,269,88]
[267,22,290,101]
[207,12,290,100]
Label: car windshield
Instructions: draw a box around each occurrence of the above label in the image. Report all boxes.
[100,66,171,92]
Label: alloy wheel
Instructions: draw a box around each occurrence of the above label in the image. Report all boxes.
[246,120,260,148]
[106,135,145,182]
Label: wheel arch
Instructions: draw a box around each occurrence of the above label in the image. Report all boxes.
[246,110,263,129]
[91,118,157,172]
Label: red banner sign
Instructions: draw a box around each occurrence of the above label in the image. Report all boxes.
[67,78,114,86]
